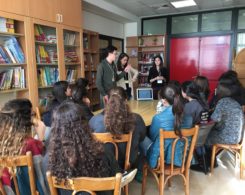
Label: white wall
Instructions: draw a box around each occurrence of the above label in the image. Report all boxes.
[83,11,124,38]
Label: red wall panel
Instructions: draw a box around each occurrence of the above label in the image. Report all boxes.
[170,37,199,83]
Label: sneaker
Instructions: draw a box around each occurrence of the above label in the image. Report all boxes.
[135,171,143,183]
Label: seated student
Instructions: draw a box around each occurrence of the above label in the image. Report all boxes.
[89,86,147,169]
[147,84,193,168]
[0,99,49,195]
[48,101,121,195]
[75,78,91,106]
[42,81,72,127]
[194,75,210,104]
[182,81,209,125]
[71,85,94,121]
[206,83,244,147]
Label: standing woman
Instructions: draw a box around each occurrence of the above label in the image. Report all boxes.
[117,52,138,100]
[148,55,168,99]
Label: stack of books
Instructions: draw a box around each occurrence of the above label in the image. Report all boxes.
[64,49,79,63]
[34,25,47,42]
[36,45,52,63]
[64,32,76,46]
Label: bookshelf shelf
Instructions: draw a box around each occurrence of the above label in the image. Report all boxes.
[35,41,57,46]
[0,31,24,37]
[0,63,27,66]
[64,44,79,48]
[65,62,80,66]
[0,88,28,94]
[37,63,58,66]
[38,86,53,89]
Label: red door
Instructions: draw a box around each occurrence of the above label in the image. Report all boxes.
[199,35,231,94]
[170,37,199,83]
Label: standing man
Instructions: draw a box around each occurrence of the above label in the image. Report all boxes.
[96,45,130,107]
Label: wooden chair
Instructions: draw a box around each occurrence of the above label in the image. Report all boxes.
[211,125,245,179]
[142,126,199,195]
[195,121,215,174]
[93,131,132,195]
[0,151,38,195]
[46,171,122,195]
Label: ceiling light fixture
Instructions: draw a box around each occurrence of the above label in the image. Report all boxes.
[171,0,197,8]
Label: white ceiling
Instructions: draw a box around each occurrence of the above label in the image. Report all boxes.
[83,0,245,23]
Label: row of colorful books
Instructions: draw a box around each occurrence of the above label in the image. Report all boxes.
[0,37,25,64]
[37,67,59,87]
[34,25,57,43]
[0,67,25,90]
[36,45,58,64]
[0,17,14,33]
[66,69,78,83]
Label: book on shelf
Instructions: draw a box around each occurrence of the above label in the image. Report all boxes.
[0,37,25,64]
[64,33,76,46]
[0,67,25,90]
[37,67,59,87]
[0,17,15,33]
[36,45,52,63]
[64,49,79,63]
[34,25,47,42]
[66,69,77,83]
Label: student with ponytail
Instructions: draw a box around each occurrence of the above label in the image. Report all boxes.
[147,84,193,168]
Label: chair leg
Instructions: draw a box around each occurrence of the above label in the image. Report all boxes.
[211,145,217,175]
[167,179,171,188]
[141,164,148,195]
[185,174,190,195]
[159,173,164,195]
[240,147,244,179]
[124,185,129,195]
[201,147,208,174]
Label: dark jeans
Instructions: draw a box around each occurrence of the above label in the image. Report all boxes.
[125,84,132,100]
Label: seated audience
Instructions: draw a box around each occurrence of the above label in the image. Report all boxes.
[75,78,91,106]
[89,86,147,169]
[42,81,71,126]
[147,84,193,168]
[0,99,49,195]
[71,85,94,121]
[182,81,209,125]
[48,101,121,195]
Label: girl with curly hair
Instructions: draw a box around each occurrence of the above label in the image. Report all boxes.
[0,98,49,195]
[89,86,147,169]
[48,101,120,195]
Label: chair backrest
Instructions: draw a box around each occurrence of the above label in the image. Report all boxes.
[46,171,122,195]
[159,126,199,173]
[0,151,37,195]
[93,131,132,170]
[196,121,215,147]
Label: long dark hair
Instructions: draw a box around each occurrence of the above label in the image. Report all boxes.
[71,85,87,105]
[152,55,163,69]
[182,81,208,110]
[194,76,210,101]
[0,99,32,156]
[159,84,184,136]
[117,52,129,71]
[104,87,135,136]
[48,102,109,181]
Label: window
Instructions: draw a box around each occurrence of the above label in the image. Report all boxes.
[171,15,198,34]
[237,33,245,54]
[143,18,167,35]
[201,11,232,32]
[238,9,245,30]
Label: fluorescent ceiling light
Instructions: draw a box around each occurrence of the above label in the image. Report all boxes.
[171,0,197,8]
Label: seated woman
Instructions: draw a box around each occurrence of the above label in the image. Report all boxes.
[0,99,49,195]
[182,81,209,125]
[48,101,121,195]
[89,86,147,169]
[147,84,193,168]
[71,85,94,121]
[206,83,244,146]
[43,81,72,127]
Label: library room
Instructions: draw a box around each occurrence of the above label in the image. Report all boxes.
[0,0,245,195]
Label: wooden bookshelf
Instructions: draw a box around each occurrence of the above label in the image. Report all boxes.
[83,29,100,110]
[126,35,166,87]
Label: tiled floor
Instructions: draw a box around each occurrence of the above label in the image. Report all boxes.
[129,152,245,195]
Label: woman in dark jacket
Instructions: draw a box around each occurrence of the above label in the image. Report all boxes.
[148,55,168,99]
